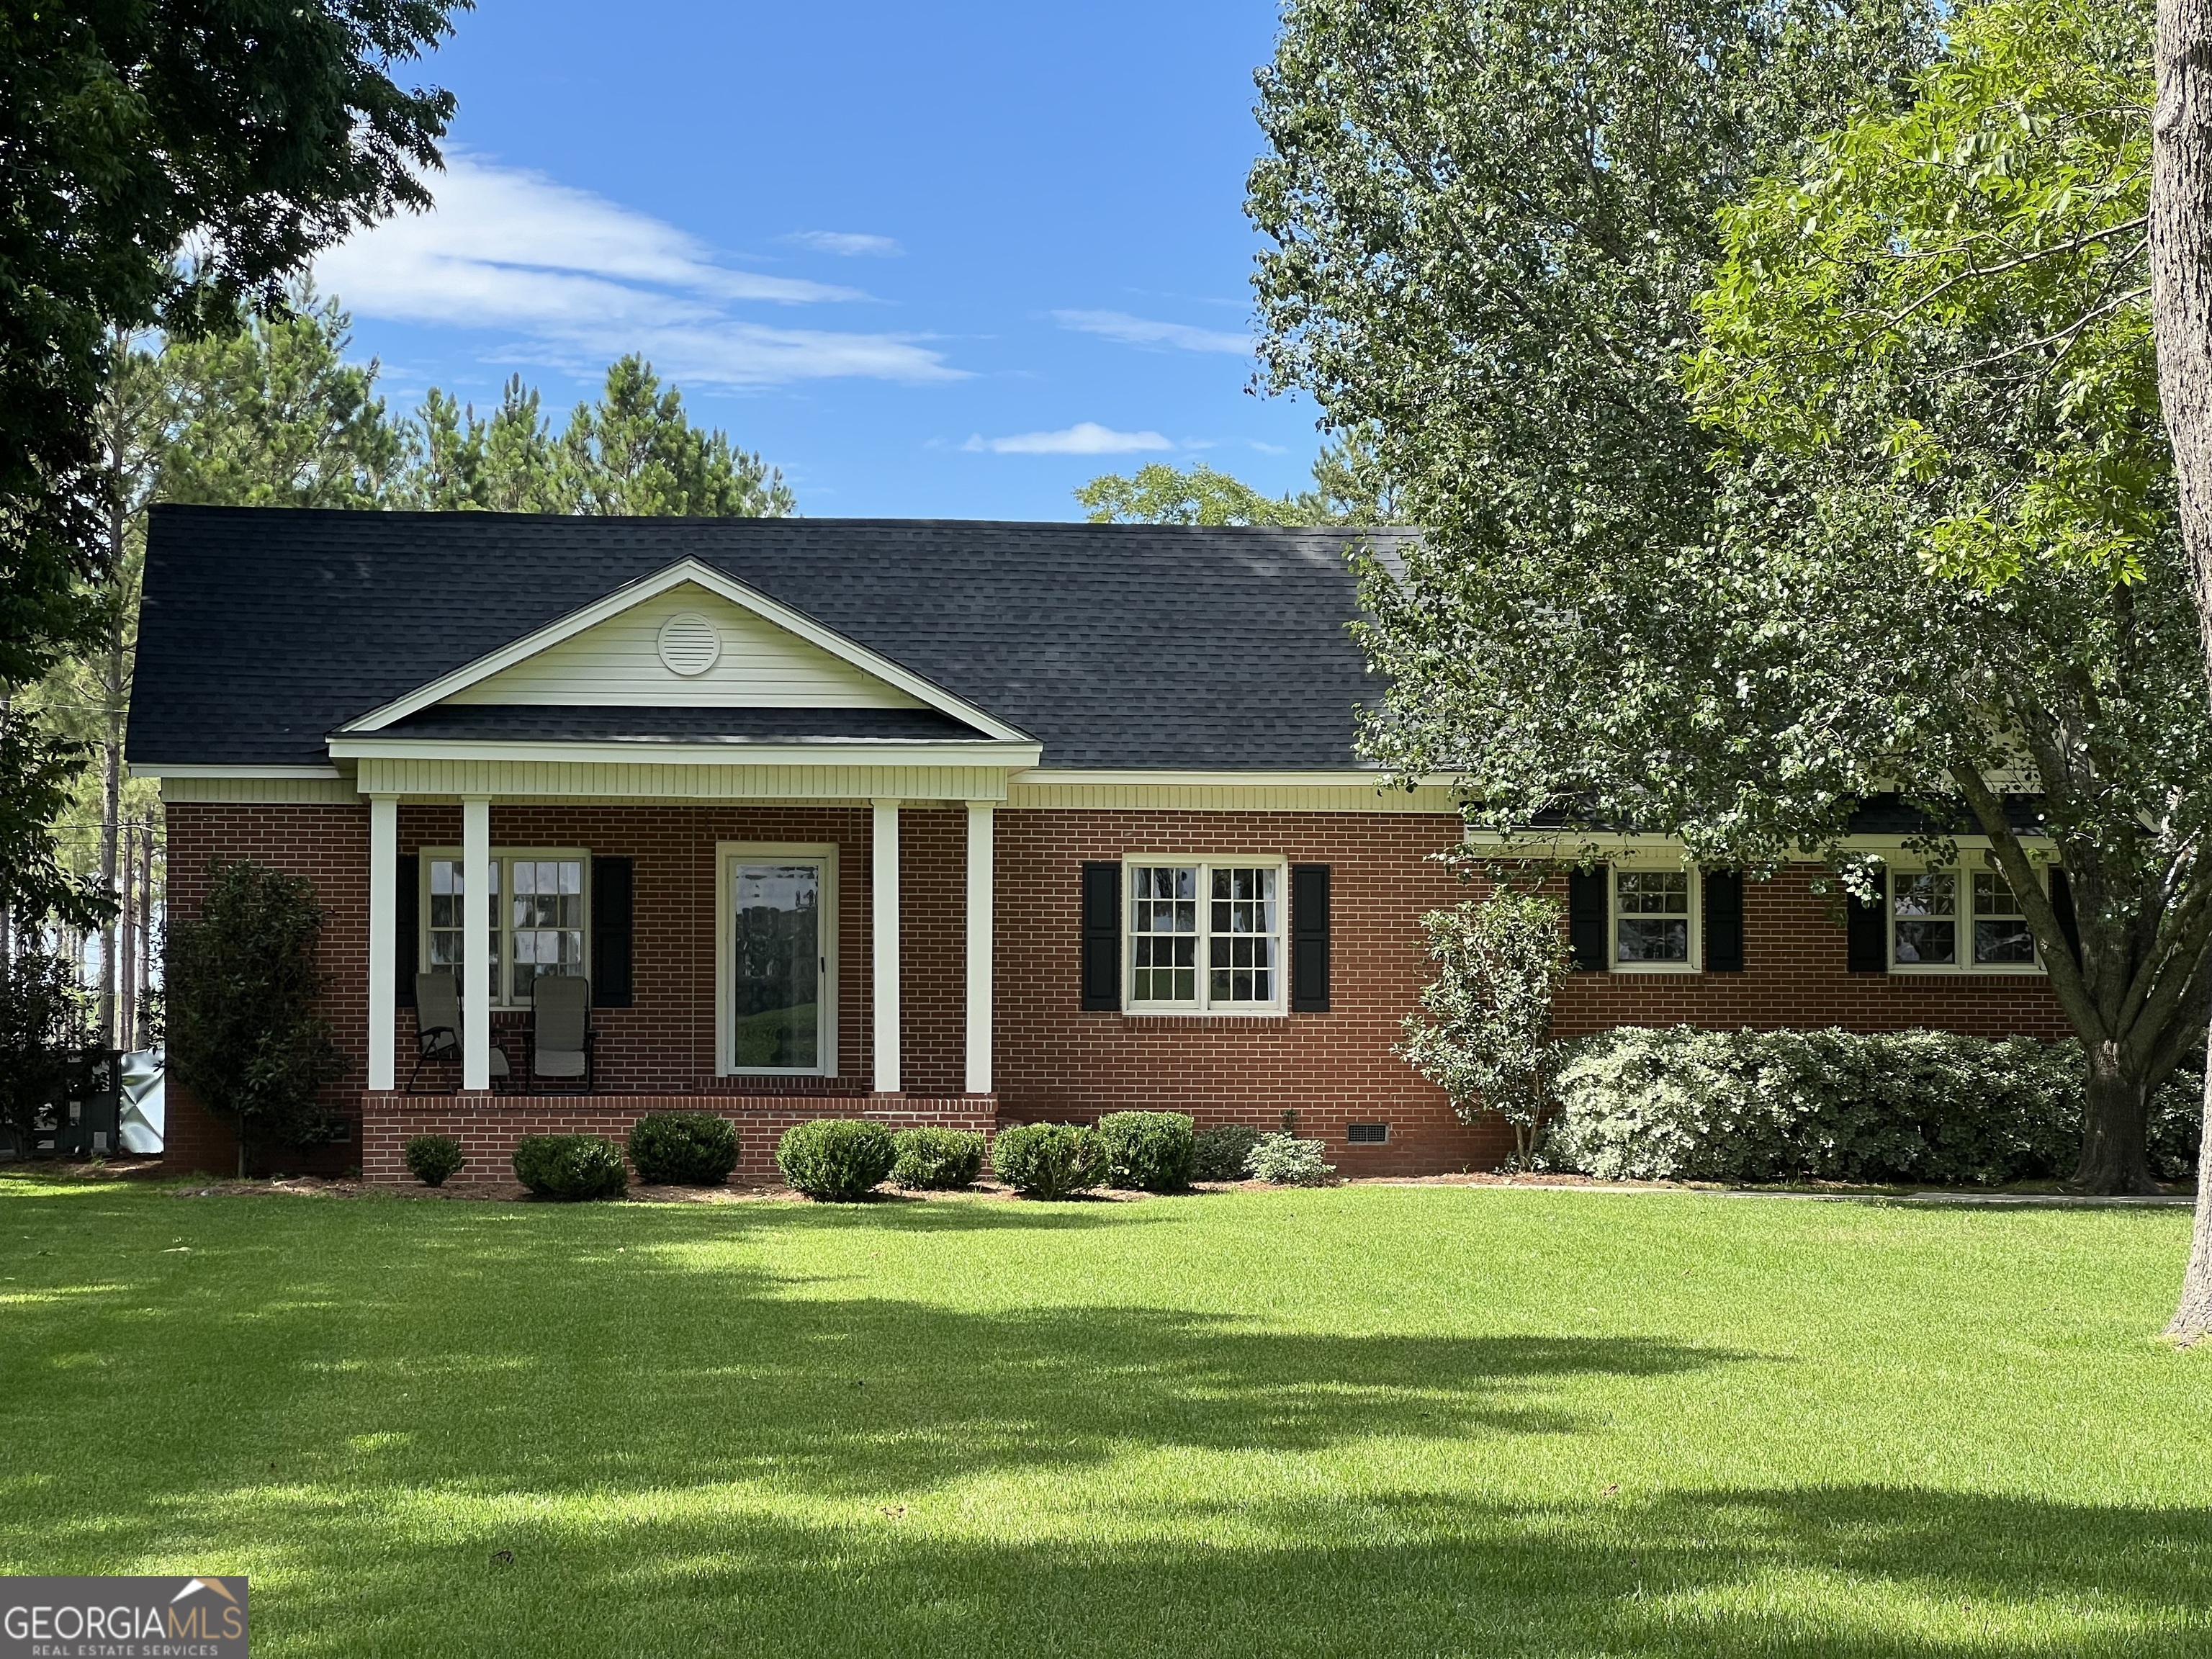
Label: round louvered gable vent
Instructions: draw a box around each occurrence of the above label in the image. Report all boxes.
[657,612,722,677]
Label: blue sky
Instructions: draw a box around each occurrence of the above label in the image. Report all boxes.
[317,0,1323,520]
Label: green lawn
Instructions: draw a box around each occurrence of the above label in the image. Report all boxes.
[1,1175,2206,1657]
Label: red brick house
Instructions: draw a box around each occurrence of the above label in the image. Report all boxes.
[130,506,2069,1182]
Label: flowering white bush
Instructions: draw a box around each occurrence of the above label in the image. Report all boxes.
[1545,1028,2202,1186]
[1246,1132,1336,1186]
[1398,890,1573,1166]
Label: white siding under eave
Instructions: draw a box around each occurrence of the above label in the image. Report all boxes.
[159,775,361,804]
[445,583,926,709]
[351,757,1011,801]
[1002,781,1463,814]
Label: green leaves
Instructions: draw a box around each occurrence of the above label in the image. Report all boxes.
[166,859,349,1156]
[404,356,795,518]
[2,0,467,920]
[1688,0,2157,586]
[1249,0,2211,1186]
[1399,889,1572,1156]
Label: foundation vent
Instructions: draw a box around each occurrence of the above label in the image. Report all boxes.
[1346,1123,1389,1145]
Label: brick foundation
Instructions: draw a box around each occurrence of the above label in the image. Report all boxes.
[362,1092,996,1185]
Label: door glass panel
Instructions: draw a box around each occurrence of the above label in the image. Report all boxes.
[732,862,822,1069]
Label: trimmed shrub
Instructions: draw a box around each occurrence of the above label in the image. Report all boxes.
[512,1134,629,1201]
[776,1118,896,1200]
[1248,1132,1336,1186]
[1545,1027,2204,1186]
[1093,1111,1196,1192]
[629,1112,739,1186]
[990,1123,1100,1198]
[891,1127,986,1190]
[1192,1123,1262,1183]
[403,1133,464,1187]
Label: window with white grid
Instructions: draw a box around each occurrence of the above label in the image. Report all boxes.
[422,849,588,1007]
[1889,865,2045,973]
[1125,860,1283,1012]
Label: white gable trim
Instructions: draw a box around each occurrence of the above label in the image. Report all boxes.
[332,559,1033,743]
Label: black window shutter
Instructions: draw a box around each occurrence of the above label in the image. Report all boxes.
[1081,862,1121,1010]
[1703,870,1745,973]
[1290,863,1331,1012]
[396,854,419,1007]
[2049,868,2082,966]
[1846,868,1889,973]
[1568,867,1609,971]
[592,856,634,1007]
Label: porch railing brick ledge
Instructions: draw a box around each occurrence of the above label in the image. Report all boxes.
[359,1091,998,1186]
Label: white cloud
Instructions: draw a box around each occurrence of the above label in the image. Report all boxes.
[962,423,1176,456]
[315,155,963,387]
[1053,309,1253,354]
[787,230,904,257]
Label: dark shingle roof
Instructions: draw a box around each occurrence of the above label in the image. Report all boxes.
[1843,793,2050,837]
[129,508,1401,770]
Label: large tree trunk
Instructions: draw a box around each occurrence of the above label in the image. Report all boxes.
[138,824,154,1048]
[2071,1043,2160,1195]
[2154,0,2212,1337]
[2172,1069,2212,1341]
[95,495,126,1049]
[118,815,135,1051]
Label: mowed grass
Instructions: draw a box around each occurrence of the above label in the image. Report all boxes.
[1,1176,2206,1658]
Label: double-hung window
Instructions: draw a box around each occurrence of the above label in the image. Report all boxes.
[1612,867,1698,971]
[421,849,588,1007]
[1126,859,1285,1012]
[1891,866,2043,971]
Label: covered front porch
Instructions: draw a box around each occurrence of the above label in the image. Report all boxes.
[346,750,1027,1183]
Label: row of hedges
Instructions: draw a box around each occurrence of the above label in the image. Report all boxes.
[407,1110,749,1193]
[405,1110,1337,1201]
[1544,1028,2203,1185]
[776,1111,1245,1200]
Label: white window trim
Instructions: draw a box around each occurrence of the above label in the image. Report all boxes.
[1120,853,1290,1017]
[715,841,840,1076]
[1888,862,2049,976]
[419,846,590,1009]
[1609,860,1701,974]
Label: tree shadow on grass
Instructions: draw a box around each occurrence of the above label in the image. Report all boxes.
[19,1198,2203,1654]
[4,1200,1740,1578]
[160,1482,2212,1657]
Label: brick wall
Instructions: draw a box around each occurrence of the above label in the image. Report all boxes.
[164,800,2073,1182]
[164,802,370,1177]
[992,809,1493,1172]
[362,1093,994,1185]
[1547,861,2072,1040]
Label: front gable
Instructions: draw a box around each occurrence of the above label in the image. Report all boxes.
[336,559,1032,743]
[445,581,925,709]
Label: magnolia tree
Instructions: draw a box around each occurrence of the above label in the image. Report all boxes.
[166,860,348,1177]
[1399,890,1573,1167]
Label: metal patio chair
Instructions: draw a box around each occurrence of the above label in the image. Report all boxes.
[406,971,511,1092]
[526,974,595,1092]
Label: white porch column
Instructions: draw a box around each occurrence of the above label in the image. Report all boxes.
[462,796,492,1091]
[964,802,994,1095]
[872,799,901,1094]
[367,796,397,1091]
